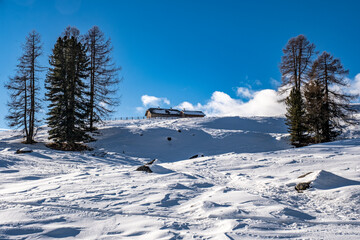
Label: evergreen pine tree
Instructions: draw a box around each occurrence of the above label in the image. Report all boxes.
[83,26,120,131]
[285,88,308,147]
[308,51,356,142]
[46,35,91,149]
[5,30,43,144]
[304,79,326,143]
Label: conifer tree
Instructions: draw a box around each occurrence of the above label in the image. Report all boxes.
[279,35,316,146]
[308,51,355,142]
[5,30,42,144]
[285,88,308,147]
[83,26,120,131]
[304,79,326,143]
[46,35,91,149]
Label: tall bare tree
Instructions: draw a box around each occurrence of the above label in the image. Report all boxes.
[279,34,316,92]
[63,25,81,39]
[279,35,316,146]
[5,30,42,143]
[84,26,120,131]
[308,51,356,142]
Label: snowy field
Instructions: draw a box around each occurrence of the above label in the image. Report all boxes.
[0,117,359,239]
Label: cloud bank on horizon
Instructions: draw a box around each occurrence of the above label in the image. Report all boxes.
[138,88,286,117]
[137,73,360,117]
[175,89,286,117]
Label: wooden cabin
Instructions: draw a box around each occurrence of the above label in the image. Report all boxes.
[145,108,181,118]
[145,108,205,119]
[181,110,206,118]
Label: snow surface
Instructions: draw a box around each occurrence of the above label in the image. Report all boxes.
[0,116,359,239]
[17,147,32,152]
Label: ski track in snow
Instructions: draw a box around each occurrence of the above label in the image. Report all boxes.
[0,116,359,239]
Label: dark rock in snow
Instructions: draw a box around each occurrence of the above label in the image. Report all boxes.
[295,182,311,192]
[177,129,181,133]
[15,147,33,154]
[167,137,172,141]
[136,165,153,173]
[189,154,204,159]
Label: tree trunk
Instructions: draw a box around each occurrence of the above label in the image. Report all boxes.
[28,34,36,144]
[89,34,95,131]
[24,76,29,142]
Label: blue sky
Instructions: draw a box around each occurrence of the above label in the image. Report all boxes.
[1,0,360,129]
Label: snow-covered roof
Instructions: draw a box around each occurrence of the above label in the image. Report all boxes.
[147,108,181,116]
[146,108,205,117]
[182,110,205,116]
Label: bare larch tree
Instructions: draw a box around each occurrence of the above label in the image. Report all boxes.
[5,30,42,143]
[308,51,356,142]
[84,26,120,131]
[279,34,316,92]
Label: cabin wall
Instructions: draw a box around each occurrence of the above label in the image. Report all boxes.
[149,113,181,118]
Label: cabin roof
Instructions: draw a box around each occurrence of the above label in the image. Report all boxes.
[145,108,205,117]
[146,108,181,116]
[182,110,206,116]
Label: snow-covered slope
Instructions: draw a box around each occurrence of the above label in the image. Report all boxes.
[0,117,359,239]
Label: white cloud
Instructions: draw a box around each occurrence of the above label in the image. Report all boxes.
[347,73,360,97]
[176,89,286,117]
[328,73,360,100]
[237,89,286,117]
[236,87,253,98]
[176,101,197,111]
[270,77,281,88]
[255,80,262,86]
[141,95,170,107]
